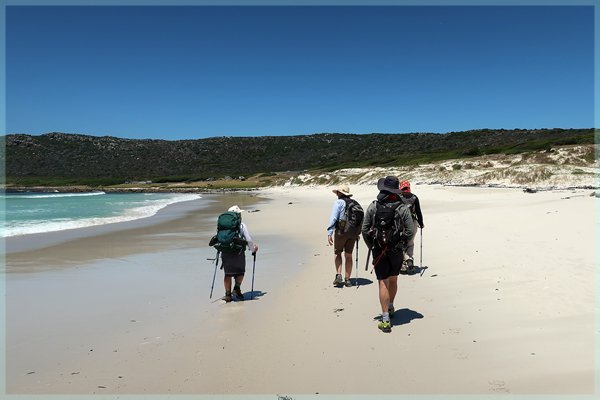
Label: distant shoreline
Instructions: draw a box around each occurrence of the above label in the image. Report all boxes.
[3,181,598,194]
[2,186,261,194]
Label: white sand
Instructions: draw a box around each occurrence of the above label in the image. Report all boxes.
[4,184,597,395]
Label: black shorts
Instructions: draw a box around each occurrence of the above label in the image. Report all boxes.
[221,251,246,277]
[372,247,403,280]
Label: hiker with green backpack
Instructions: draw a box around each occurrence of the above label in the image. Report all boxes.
[326,184,364,287]
[209,205,258,302]
[362,176,414,333]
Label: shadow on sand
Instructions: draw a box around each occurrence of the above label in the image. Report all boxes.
[353,277,374,286]
[402,265,429,276]
[391,308,424,325]
[333,277,374,288]
[212,290,267,303]
[373,308,424,326]
[243,290,267,301]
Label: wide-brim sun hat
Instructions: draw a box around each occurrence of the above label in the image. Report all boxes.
[332,184,352,197]
[377,176,402,194]
[228,205,245,213]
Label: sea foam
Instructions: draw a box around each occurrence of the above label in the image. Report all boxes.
[2,193,202,237]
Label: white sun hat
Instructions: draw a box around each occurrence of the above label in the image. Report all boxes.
[228,205,245,213]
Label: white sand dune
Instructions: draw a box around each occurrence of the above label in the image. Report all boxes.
[286,144,599,190]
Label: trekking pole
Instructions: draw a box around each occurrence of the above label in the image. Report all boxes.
[251,252,257,300]
[420,228,423,268]
[365,247,371,271]
[209,250,220,299]
[355,239,359,288]
[420,228,426,277]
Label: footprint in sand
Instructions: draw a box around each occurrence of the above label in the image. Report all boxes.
[488,380,510,393]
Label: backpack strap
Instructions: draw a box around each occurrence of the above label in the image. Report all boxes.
[340,196,350,211]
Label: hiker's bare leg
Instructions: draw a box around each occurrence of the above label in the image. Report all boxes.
[224,275,232,293]
[334,253,343,275]
[405,228,417,262]
[378,278,390,314]
[344,252,353,280]
[234,274,244,286]
[388,275,398,304]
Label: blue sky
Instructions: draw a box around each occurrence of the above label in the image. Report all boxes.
[4,4,596,139]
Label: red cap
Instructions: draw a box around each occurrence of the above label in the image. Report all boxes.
[400,180,411,193]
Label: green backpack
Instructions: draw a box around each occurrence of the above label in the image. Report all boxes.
[210,211,247,253]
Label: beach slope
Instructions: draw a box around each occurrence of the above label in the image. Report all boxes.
[5,185,596,395]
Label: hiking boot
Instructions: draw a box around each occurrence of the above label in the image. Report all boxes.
[378,320,392,333]
[224,292,232,303]
[333,274,343,286]
[233,287,244,301]
[388,305,395,317]
[344,279,353,287]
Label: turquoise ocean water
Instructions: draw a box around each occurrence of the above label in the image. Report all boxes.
[1,191,202,238]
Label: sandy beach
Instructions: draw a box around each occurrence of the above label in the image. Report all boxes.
[4,184,597,396]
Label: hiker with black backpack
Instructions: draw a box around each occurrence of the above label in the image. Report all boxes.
[362,176,414,333]
[399,180,425,273]
[326,184,364,287]
[209,205,258,302]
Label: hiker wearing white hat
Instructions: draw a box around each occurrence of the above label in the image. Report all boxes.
[228,205,245,213]
[217,205,258,302]
[326,184,364,287]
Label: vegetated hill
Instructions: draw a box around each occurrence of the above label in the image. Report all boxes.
[2,128,596,186]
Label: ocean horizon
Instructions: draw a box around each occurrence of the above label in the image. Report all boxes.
[1,191,203,238]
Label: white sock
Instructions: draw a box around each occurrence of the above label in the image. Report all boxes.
[382,312,390,322]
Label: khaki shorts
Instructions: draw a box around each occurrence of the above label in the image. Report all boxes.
[333,231,358,255]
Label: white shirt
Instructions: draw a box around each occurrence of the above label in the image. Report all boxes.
[240,222,255,252]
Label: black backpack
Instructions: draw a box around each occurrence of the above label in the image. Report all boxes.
[209,211,247,253]
[372,201,402,250]
[337,198,364,236]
